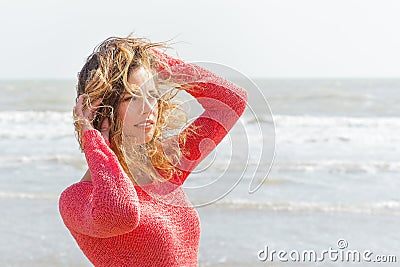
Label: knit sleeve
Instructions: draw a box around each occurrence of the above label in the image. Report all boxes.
[154,50,248,185]
[58,129,140,238]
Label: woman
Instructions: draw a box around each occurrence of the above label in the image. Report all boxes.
[59,36,248,267]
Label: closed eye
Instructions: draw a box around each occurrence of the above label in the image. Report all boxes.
[122,91,159,102]
[123,96,137,102]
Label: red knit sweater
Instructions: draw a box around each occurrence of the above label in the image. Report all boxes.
[59,52,248,267]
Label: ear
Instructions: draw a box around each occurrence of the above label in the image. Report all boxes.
[100,117,111,144]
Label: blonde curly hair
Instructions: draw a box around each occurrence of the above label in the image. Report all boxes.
[75,36,200,185]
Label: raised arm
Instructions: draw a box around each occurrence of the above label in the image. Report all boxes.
[154,50,248,185]
[59,102,140,238]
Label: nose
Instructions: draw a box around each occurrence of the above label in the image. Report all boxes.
[141,94,157,114]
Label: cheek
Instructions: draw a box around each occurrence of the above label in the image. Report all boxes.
[117,106,132,131]
[123,111,137,126]
[118,103,138,123]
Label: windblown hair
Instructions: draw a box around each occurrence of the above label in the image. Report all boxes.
[75,36,199,185]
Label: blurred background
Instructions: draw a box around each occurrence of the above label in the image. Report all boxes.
[0,0,399,266]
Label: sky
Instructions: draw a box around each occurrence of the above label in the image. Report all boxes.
[0,0,399,79]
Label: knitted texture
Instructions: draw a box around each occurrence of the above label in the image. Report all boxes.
[59,52,248,267]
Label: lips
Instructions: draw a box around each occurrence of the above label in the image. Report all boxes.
[134,119,155,127]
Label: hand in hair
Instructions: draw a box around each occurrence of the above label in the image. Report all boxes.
[74,95,110,146]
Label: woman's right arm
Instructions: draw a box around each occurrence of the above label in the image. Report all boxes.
[58,98,140,238]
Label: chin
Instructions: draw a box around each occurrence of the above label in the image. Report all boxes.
[142,132,156,144]
[122,133,154,145]
[142,138,152,144]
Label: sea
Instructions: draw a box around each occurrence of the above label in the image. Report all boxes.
[0,78,399,266]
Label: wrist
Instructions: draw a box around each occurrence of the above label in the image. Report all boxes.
[81,122,94,134]
[81,127,97,150]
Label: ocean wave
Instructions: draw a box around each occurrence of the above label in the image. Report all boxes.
[0,154,85,166]
[2,191,399,217]
[2,111,400,146]
[1,111,73,139]
[0,110,71,122]
[4,155,397,174]
[272,160,400,174]
[272,115,400,128]
[204,199,400,215]
[0,192,59,200]
[244,115,400,145]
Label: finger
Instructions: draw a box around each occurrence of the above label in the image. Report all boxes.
[85,98,104,119]
[91,98,103,109]
[74,95,93,124]
[74,95,85,117]
[77,96,101,119]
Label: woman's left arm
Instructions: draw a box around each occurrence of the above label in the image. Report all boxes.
[154,50,248,185]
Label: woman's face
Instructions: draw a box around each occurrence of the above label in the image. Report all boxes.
[118,66,160,144]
